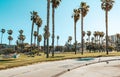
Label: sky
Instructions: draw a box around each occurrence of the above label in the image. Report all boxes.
[0,0,120,46]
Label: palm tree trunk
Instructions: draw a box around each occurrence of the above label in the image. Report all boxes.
[74,21,77,54]
[57,39,58,46]
[21,40,23,52]
[9,40,10,46]
[1,33,3,44]
[46,0,50,58]
[44,37,46,53]
[99,36,101,52]
[106,10,109,55]
[31,21,34,51]
[34,36,36,47]
[52,4,55,57]
[89,36,90,45]
[81,14,84,55]
[37,26,39,47]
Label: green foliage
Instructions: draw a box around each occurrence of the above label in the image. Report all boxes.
[0,48,15,55]
[108,46,114,51]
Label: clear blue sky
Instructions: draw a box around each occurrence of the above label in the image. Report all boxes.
[0,0,120,46]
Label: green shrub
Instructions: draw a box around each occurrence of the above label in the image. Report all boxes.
[0,48,15,55]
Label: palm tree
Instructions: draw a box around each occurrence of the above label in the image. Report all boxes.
[7,29,13,35]
[87,31,91,45]
[57,35,59,46]
[18,34,25,52]
[7,29,13,45]
[94,31,97,45]
[34,31,38,47]
[83,31,86,37]
[91,37,94,44]
[46,0,50,58]
[8,36,13,45]
[37,34,42,47]
[100,32,105,45]
[44,25,50,56]
[68,36,72,45]
[18,30,25,52]
[101,0,114,55]
[19,29,23,35]
[72,9,80,54]
[30,11,38,50]
[1,29,5,44]
[79,2,89,55]
[36,16,42,47]
[51,0,61,57]
[116,34,120,42]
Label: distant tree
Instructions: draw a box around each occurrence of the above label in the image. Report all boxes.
[87,31,91,44]
[8,36,13,45]
[57,35,59,46]
[68,36,72,45]
[7,29,13,45]
[18,30,25,52]
[0,29,5,44]
[34,31,38,47]
[37,34,42,47]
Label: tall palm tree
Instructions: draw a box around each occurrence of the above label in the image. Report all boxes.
[46,0,50,58]
[8,36,13,45]
[79,2,89,55]
[57,35,59,46]
[87,31,91,45]
[18,34,25,52]
[1,29,5,44]
[51,0,61,57]
[101,0,114,55]
[18,30,25,52]
[34,31,38,47]
[30,11,38,50]
[72,9,80,54]
[7,29,13,45]
[36,16,42,47]
[44,25,50,55]
[37,34,42,47]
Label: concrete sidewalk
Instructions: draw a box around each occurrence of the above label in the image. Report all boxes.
[0,56,120,77]
[59,61,120,77]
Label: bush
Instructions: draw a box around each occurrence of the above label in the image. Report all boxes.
[108,46,114,51]
[0,48,15,55]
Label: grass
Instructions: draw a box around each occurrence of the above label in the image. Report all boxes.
[0,51,120,70]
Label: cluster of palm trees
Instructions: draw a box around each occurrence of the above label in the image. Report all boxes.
[0,0,115,58]
[45,0,61,58]
[17,30,26,52]
[71,0,114,55]
[72,2,89,54]
[0,29,14,46]
[30,11,42,50]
